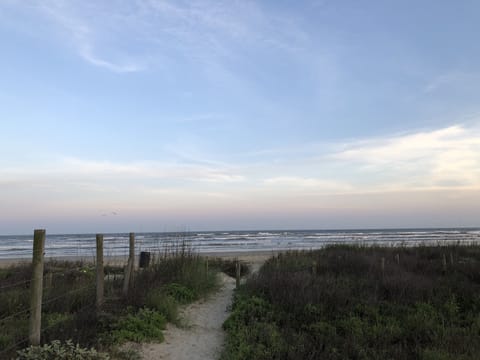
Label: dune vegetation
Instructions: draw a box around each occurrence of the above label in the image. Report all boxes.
[0,245,234,359]
[222,244,480,360]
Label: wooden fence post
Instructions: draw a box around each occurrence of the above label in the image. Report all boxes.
[96,234,104,311]
[235,260,241,289]
[29,229,45,346]
[45,272,53,289]
[395,253,400,265]
[123,233,135,296]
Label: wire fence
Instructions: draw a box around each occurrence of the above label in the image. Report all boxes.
[0,278,99,358]
[0,278,32,291]
[0,232,137,358]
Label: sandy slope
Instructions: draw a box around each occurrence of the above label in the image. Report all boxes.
[140,273,235,360]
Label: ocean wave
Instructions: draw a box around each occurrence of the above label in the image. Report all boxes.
[1,229,479,259]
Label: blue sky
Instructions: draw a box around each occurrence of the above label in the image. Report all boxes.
[1,0,480,234]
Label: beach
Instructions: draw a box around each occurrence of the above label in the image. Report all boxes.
[0,250,278,270]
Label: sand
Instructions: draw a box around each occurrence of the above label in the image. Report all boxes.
[139,253,269,360]
[0,250,279,268]
[140,273,234,360]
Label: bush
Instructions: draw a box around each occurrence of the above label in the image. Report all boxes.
[16,340,109,360]
[163,283,197,304]
[145,290,178,323]
[110,308,166,344]
[222,245,480,359]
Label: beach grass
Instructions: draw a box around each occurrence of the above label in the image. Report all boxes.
[0,244,225,359]
[222,243,480,360]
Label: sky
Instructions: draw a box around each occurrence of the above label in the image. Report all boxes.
[1,0,480,234]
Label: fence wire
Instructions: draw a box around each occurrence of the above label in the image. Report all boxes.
[0,278,32,291]
[0,232,137,357]
[0,308,30,323]
[0,336,30,357]
[41,284,95,307]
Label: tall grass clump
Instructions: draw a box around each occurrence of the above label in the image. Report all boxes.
[0,242,219,359]
[125,241,218,309]
[222,244,480,360]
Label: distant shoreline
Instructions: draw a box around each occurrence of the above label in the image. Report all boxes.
[0,249,281,268]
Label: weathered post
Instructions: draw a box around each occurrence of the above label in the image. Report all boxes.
[129,232,135,287]
[235,260,241,289]
[123,233,135,296]
[395,253,400,265]
[45,272,53,289]
[96,234,104,311]
[29,229,45,346]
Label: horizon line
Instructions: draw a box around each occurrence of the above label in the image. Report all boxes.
[3,226,480,237]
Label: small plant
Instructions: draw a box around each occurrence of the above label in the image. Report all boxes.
[163,283,196,304]
[16,340,109,360]
[145,289,179,323]
[110,308,166,344]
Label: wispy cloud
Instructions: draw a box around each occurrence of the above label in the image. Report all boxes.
[28,0,145,72]
[8,0,309,73]
[264,176,354,194]
[234,123,480,194]
[330,124,480,190]
[1,124,479,204]
[77,44,145,73]
[0,157,246,188]
[424,71,480,93]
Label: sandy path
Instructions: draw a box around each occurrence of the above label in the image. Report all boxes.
[140,273,235,360]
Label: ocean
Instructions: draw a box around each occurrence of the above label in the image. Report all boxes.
[1,228,480,260]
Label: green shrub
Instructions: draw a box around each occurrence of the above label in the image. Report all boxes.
[222,245,480,359]
[0,288,30,317]
[16,340,109,360]
[43,312,72,329]
[163,283,196,304]
[0,332,13,350]
[221,321,286,360]
[223,295,276,331]
[145,290,179,323]
[110,308,166,344]
[421,348,453,360]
